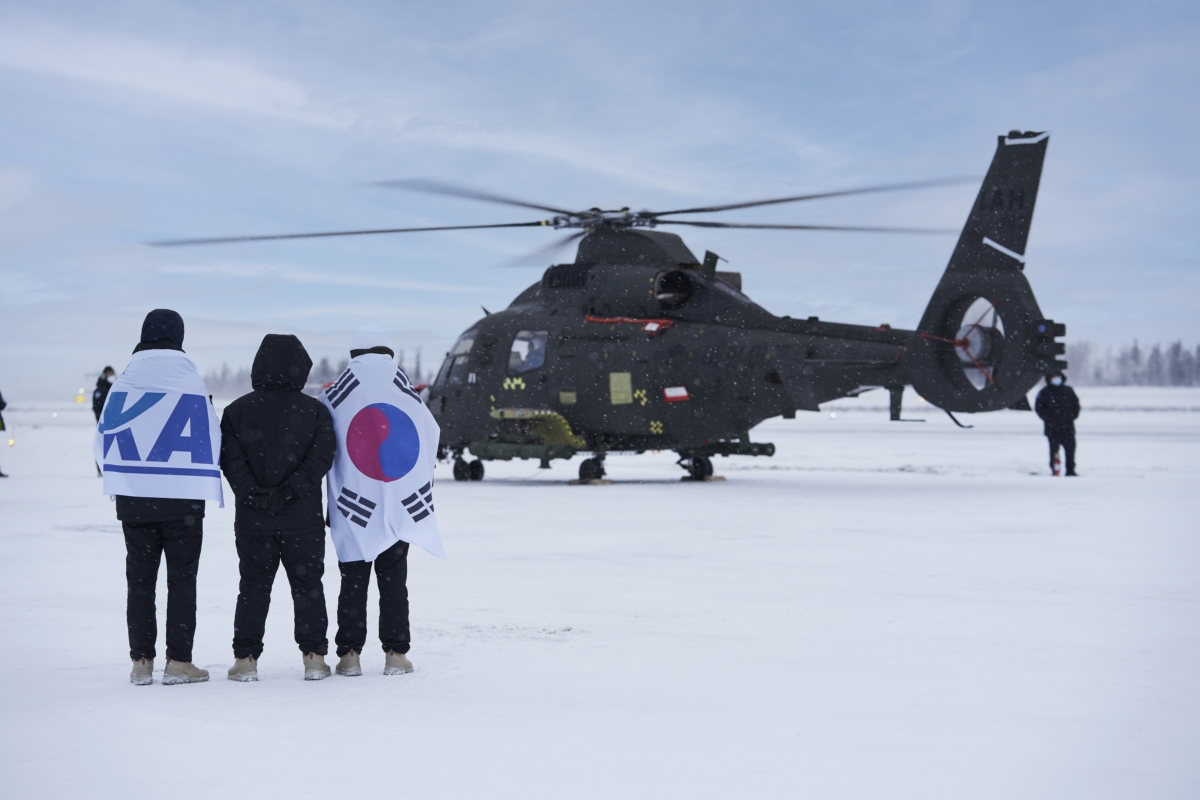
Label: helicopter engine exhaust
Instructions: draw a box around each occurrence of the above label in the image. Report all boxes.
[653,269,693,309]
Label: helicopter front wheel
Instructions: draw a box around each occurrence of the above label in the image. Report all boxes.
[686,456,713,481]
[453,458,470,481]
[578,458,606,481]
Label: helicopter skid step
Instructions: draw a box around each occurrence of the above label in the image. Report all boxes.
[680,475,727,482]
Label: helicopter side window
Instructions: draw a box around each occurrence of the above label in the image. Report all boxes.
[509,330,548,374]
[435,329,477,386]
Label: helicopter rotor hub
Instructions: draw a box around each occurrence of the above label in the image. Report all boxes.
[550,209,658,231]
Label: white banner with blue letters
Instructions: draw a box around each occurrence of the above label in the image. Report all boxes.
[93,350,224,505]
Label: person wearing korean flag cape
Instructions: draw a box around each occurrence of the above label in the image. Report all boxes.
[323,325,445,678]
[93,309,220,687]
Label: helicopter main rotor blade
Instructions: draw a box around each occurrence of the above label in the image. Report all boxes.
[371,178,578,217]
[498,230,586,268]
[148,221,552,247]
[650,177,978,217]
[658,220,957,234]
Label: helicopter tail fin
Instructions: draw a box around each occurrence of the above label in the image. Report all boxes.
[909,131,1067,413]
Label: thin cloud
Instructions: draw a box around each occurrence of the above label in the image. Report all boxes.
[157,262,492,295]
[0,21,350,127]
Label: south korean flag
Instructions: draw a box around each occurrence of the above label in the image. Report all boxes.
[322,352,445,562]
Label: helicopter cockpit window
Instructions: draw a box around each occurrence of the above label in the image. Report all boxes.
[509,330,548,374]
[435,329,477,386]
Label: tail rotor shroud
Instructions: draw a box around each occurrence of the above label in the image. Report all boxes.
[909,131,1066,413]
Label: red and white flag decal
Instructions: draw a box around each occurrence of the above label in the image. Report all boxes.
[663,386,690,402]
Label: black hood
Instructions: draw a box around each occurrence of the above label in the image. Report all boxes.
[140,309,185,347]
[251,334,312,391]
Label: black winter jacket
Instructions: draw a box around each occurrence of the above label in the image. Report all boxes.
[1035,383,1080,435]
[220,334,335,535]
[114,340,206,523]
[92,375,112,420]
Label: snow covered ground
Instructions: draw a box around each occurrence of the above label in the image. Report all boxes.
[1,387,1197,798]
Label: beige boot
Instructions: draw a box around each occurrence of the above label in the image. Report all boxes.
[303,652,331,681]
[384,650,413,676]
[130,657,154,686]
[227,656,259,682]
[163,659,209,685]
[336,651,362,677]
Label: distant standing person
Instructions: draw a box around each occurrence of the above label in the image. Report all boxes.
[1035,371,1080,476]
[0,388,8,478]
[92,367,116,476]
[92,367,116,420]
[220,334,337,682]
[93,309,223,685]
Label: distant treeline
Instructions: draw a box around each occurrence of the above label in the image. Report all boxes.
[1065,341,1200,386]
[204,349,433,398]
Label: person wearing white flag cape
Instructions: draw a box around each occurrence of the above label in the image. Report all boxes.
[322,325,444,678]
[93,309,221,686]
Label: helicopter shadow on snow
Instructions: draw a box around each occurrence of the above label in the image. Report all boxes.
[460,476,694,487]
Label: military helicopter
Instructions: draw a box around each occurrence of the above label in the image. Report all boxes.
[156,131,1065,482]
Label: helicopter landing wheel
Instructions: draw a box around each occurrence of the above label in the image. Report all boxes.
[687,456,713,481]
[468,459,485,481]
[453,458,470,482]
[579,458,606,481]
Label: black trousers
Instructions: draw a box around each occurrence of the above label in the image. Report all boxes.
[233,532,328,659]
[1047,429,1076,474]
[336,539,410,657]
[123,518,203,662]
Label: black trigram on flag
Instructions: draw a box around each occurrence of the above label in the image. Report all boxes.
[393,367,421,402]
[336,487,376,528]
[401,482,434,522]
[326,369,360,409]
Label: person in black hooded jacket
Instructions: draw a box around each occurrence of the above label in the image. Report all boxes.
[220,334,337,681]
[0,389,7,477]
[92,366,116,420]
[92,367,116,476]
[1035,371,1081,476]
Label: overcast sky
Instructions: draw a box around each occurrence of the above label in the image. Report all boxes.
[1,0,1197,398]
